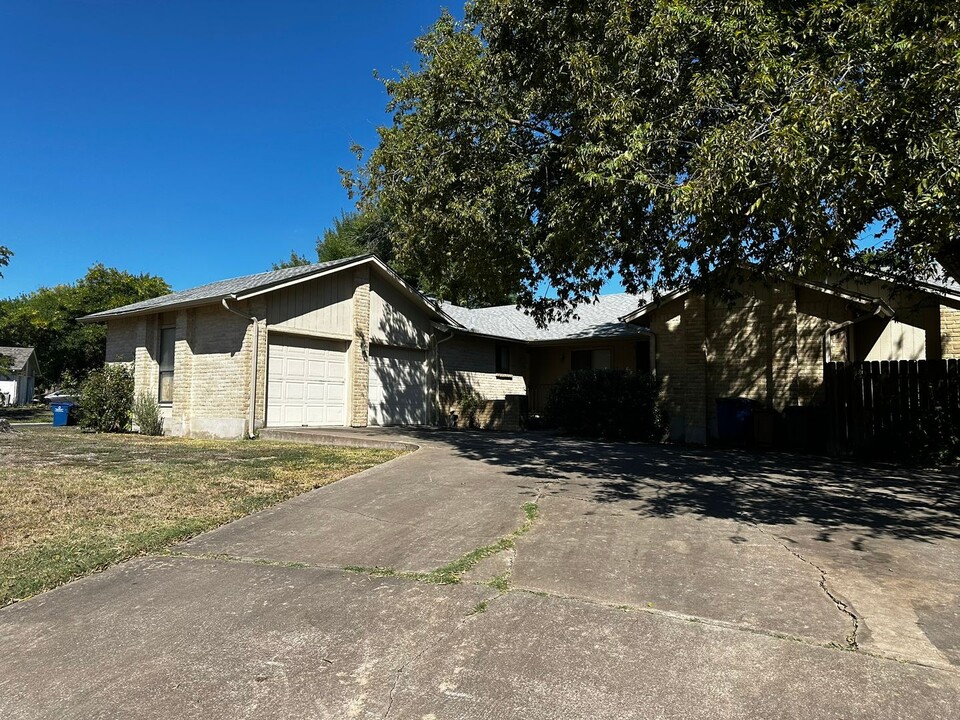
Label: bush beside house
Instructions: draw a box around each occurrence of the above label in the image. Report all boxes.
[546,369,666,442]
[78,365,134,433]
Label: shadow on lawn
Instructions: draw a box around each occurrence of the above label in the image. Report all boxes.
[403,429,960,544]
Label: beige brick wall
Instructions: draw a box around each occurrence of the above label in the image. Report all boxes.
[104,302,258,439]
[646,281,859,443]
[350,266,371,427]
[942,305,960,358]
[438,335,527,418]
[104,317,139,364]
[106,315,158,401]
[647,298,685,440]
[175,304,253,438]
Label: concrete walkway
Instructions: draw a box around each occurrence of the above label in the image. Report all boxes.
[2,430,958,718]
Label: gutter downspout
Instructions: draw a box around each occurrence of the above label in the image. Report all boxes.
[222,296,259,439]
[433,325,456,426]
[823,304,885,363]
[647,330,657,380]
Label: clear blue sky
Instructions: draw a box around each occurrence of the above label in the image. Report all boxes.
[0,0,473,298]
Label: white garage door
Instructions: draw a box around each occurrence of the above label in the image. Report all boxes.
[368,345,428,426]
[267,335,347,427]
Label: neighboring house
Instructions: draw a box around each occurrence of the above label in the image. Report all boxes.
[621,272,960,443]
[0,346,39,406]
[80,254,960,441]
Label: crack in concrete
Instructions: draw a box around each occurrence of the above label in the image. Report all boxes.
[381,589,505,719]
[503,584,960,674]
[322,505,440,531]
[750,523,861,649]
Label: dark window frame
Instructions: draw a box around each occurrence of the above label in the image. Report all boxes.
[495,343,511,374]
[158,326,176,405]
[571,347,612,372]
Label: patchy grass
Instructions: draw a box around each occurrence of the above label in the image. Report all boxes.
[0,427,403,606]
[0,404,50,423]
[468,599,490,615]
[488,572,511,592]
[346,499,541,586]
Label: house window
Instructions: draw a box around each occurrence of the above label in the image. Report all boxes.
[635,340,652,375]
[571,349,611,371]
[158,327,175,404]
[495,344,511,374]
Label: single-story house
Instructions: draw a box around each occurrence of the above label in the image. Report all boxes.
[621,271,960,443]
[80,255,650,438]
[0,346,39,406]
[80,254,960,442]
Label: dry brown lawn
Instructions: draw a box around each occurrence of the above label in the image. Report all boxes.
[0,427,403,606]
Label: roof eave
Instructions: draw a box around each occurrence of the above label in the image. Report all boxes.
[78,296,232,323]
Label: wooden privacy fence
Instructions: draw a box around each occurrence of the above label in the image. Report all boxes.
[824,359,960,457]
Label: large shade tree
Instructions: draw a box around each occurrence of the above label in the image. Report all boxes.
[0,264,170,385]
[346,0,960,320]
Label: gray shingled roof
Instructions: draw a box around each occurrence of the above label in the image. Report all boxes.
[0,346,36,372]
[442,293,650,342]
[81,253,647,342]
[81,256,371,321]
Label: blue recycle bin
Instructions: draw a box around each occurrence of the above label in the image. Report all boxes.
[715,397,759,444]
[51,402,76,427]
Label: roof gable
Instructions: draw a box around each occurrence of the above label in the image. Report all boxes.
[0,346,37,373]
[620,268,959,324]
[80,255,457,326]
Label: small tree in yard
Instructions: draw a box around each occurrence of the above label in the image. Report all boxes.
[78,365,134,433]
[132,392,164,436]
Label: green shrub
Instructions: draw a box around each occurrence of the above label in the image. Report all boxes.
[132,392,164,436]
[545,369,666,441]
[456,389,486,429]
[78,365,134,433]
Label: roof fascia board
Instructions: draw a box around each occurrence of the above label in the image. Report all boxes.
[79,297,237,324]
[619,271,904,324]
[233,256,371,301]
[620,288,689,323]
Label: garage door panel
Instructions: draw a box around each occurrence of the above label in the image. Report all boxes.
[267,335,348,428]
[368,345,428,426]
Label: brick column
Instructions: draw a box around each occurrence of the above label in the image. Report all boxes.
[769,284,799,410]
[942,305,960,358]
[350,266,371,427]
[682,294,708,444]
[170,309,194,436]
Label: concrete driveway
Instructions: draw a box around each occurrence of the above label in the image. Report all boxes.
[2,430,958,719]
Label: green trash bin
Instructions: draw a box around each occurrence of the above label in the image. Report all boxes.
[51,402,75,427]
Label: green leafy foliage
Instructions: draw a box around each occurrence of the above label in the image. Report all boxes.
[272,250,313,269]
[131,392,164,436]
[78,365,134,433]
[317,209,393,263]
[347,1,960,321]
[546,369,666,441]
[456,388,486,428]
[0,264,169,387]
[0,246,11,278]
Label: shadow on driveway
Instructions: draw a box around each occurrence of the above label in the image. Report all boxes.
[404,429,960,544]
